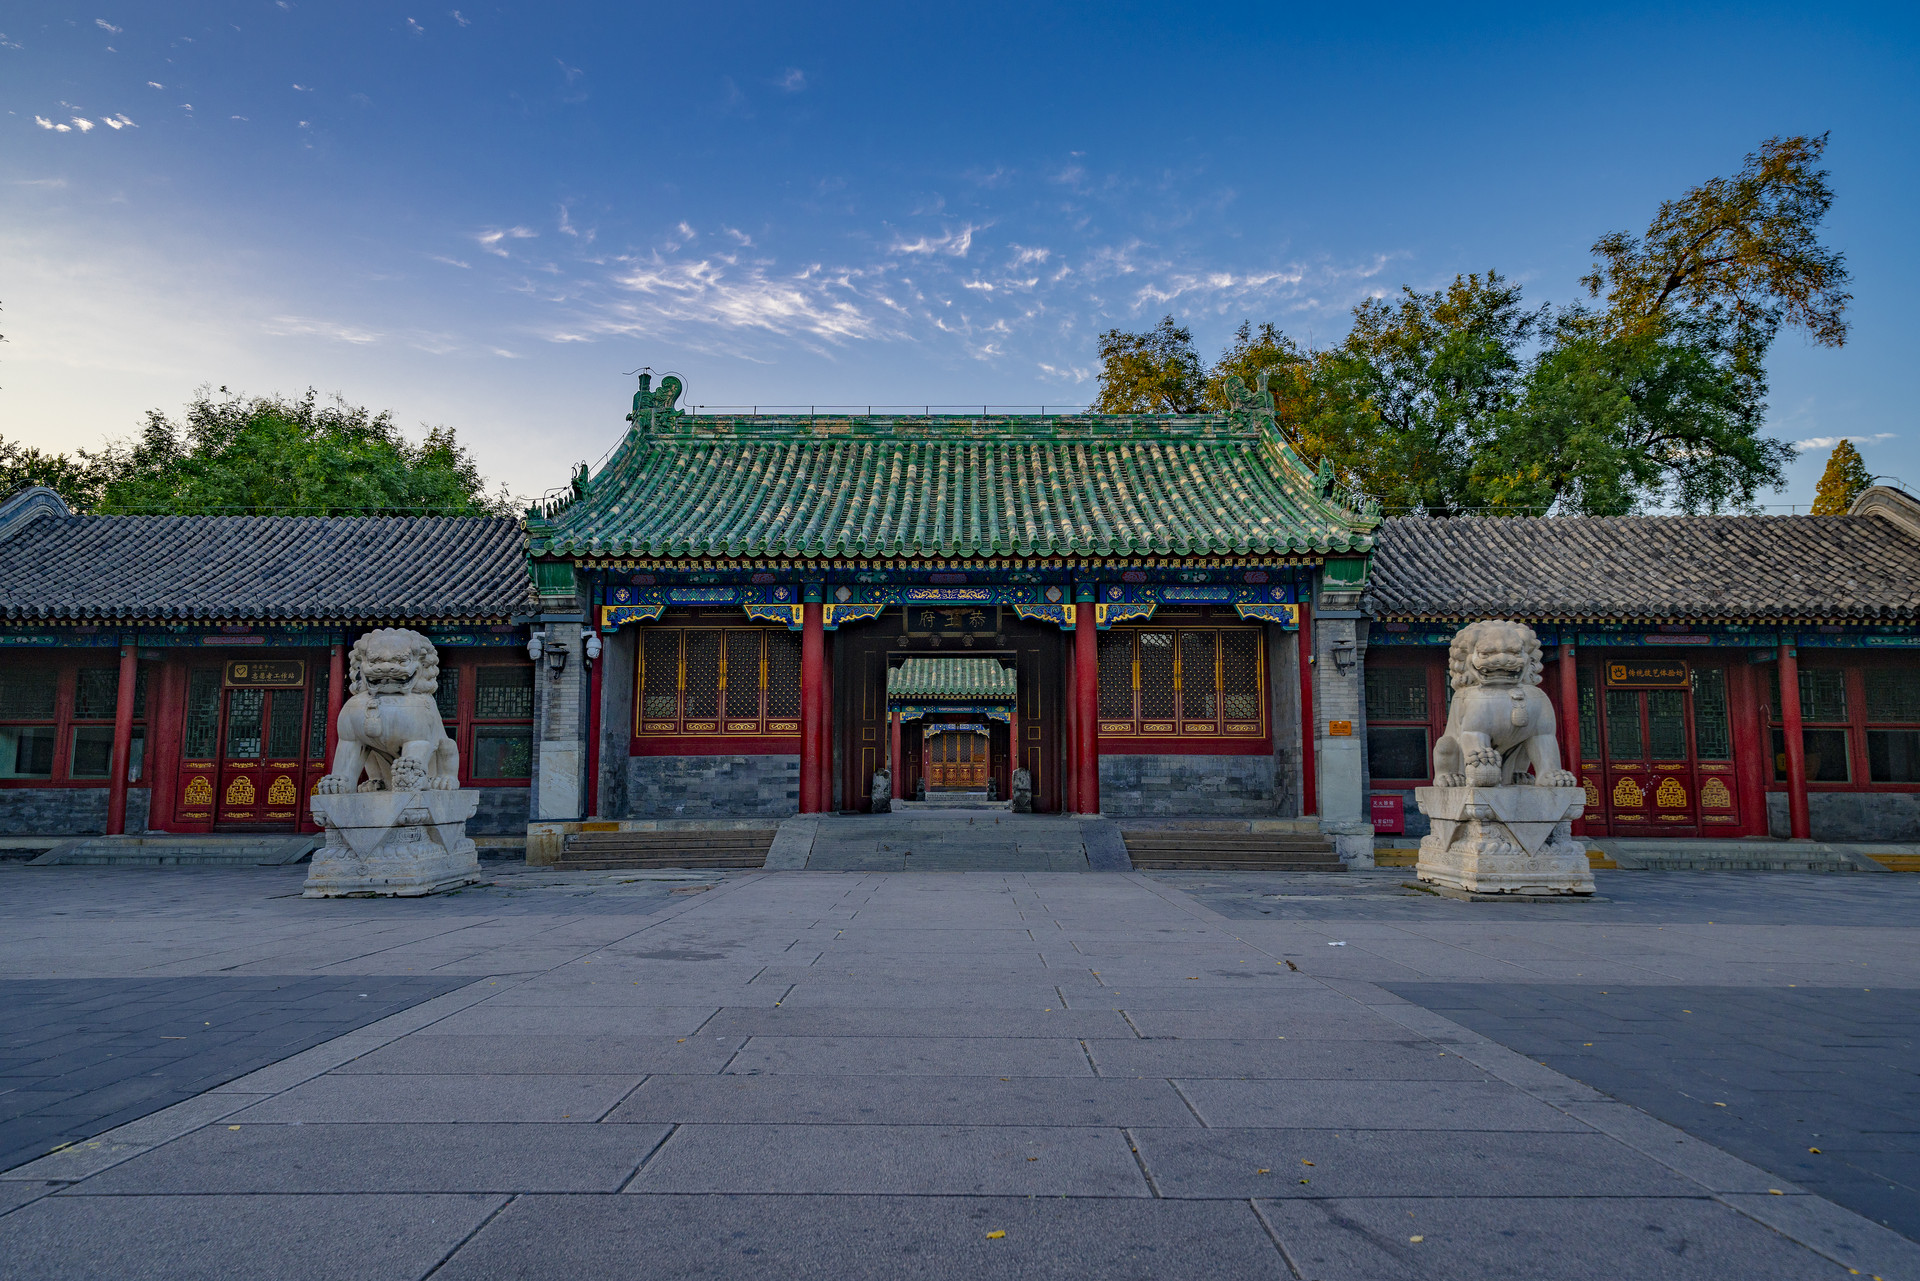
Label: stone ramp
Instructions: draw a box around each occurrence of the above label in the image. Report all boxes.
[799,814,1101,871]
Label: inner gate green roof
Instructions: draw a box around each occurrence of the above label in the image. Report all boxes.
[888,657,1017,702]
[529,409,1378,562]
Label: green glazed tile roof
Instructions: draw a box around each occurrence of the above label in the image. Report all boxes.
[532,412,1377,561]
[888,657,1017,701]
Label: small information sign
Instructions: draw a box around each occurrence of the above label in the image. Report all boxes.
[1369,793,1404,834]
[1605,660,1689,689]
[225,659,306,688]
[1328,719,1353,737]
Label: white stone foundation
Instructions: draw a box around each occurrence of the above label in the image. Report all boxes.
[304,789,482,897]
[1414,785,1592,896]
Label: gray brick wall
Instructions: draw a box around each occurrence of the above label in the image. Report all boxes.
[625,755,801,818]
[472,786,530,835]
[0,787,150,836]
[1098,754,1276,817]
[1769,791,1920,842]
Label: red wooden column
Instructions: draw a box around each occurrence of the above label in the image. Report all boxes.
[1297,602,1316,816]
[890,710,904,801]
[1062,643,1077,812]
[1558,643,1583,835]
[800,597,825,814]
[586,637,603,817]
[820,634,834,812]
[105,638,139,835]
[326,643,346,768]
[1073,592,1099,814]
[1730,662,1769,836]
[1778,641,1812,839]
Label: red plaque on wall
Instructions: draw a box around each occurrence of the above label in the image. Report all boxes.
[1369,793,1404,834]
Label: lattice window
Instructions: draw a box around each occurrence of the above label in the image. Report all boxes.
[434,667,461,720]
[636,627,802,736]
[1366,667,1428,721]
[183,669,221,759]
[1097,630,1134,719]
[1691,667,1731,760]
[1647,689,1688,761]
[683,631,721,720]
[266,690,306,760]
[1868,669,1920,723]
[1221,631,1260,721]
[1180,632,1217,720]
[307,666,331,760]
[1604,690,1643,760]
[642,631,681,720]
[1770,666,1848,723]
[74,669,118,719]
[1578,678,1600,760]
[725,630,762,720]
[225,688,265,760]
[1138,632,1175,720]
[767,631,801,720]
[0,668,56,720]
[1098,628,1263,738]
[475,666,533,718]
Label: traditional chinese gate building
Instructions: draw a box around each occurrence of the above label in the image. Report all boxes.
[1362,493,1920,842]
[522,375,1382,837]
[0,488,533,840]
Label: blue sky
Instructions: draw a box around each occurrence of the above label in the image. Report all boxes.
[4,2,1915,507]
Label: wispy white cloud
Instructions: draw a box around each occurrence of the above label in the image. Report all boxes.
[449,9,469,26]
[429,254,471,269]
[1795,433,1896,450]
[146,80,163,89]
[406,17,425,35]
[475,225,537,256]
[262,315,382,344]
[775,68,805,92]
[94,18,121,33]
[890,223,979,258]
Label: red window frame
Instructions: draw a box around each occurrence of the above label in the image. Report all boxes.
[1765,654,1920,794]
[1363,651,1447,786]
[434,650,536,786]
[1094,621,1270,752]
[631,621,803,754]
[0,655,148,790]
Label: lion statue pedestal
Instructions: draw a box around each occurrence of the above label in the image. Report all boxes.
[1413,620,1593,897]
[302,628,482,898]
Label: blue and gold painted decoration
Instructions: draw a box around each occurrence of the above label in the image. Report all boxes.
[1095,602,1157,628]
[822,601,888,629]
[1012,602,1075,628]
[742,603,804,629]
[601,603,669,629]
[1233,602,1301,627]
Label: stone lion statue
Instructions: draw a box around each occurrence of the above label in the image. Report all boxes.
[315,628,460,794]
[1433,619,1577,789]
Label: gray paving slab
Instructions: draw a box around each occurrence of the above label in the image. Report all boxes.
[1385,982,1920,1240]
[1086,1037,1490,1080]
[1133,1127,1703,1198]
[628,1122,1149,1195]
[437,1192,1292,1281]
[727,1035,1095,1077]
[1257,1196,1854,1280]
[0,976,467,1173]
[0,1180,53,1217]
[418,1003,720,1036]
[1125,1008,1445,1039]
[605,1073,1202,1126]
[1176,1078,1590,1130]
[702,1006,1133,1038]
[332,1033,745,1074]
[68,1121,672,1193]
[232,1073,642,1123]
[0,1192,506,1281]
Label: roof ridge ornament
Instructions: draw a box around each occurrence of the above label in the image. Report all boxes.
[627,370,684,432]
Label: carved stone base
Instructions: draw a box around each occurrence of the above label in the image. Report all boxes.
[1414,785,1592,896]
[304,789,482,897]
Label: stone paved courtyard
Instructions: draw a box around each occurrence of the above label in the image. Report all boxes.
[4,862,1920,1279]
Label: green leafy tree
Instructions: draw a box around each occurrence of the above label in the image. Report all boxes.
[1091,316,1207,413]
[1809,438,1873,514]
[1204,321,1305,412]
[1,387,515,516]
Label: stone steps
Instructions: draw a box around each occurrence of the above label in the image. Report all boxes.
[553,829,775,871]
[33,834,320,867]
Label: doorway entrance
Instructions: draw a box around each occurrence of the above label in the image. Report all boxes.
[1579,659,1741,835]
[927,727,989,790]
[174,657,329,831]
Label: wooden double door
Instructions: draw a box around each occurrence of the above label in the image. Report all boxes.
[928,731,990,790]
[1579,662,1742,835]
[174,658,329,831]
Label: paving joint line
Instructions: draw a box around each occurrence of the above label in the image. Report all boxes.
[418,1192,516,1280]
[617,1123,682,1192]
[1167,1078,1210,1127]
[1247,1198,1310,1280]
[1120,1126,1162,1197]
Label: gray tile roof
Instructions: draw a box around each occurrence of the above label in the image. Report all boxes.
[0,500,530,623]
[1367,514,1920,622]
